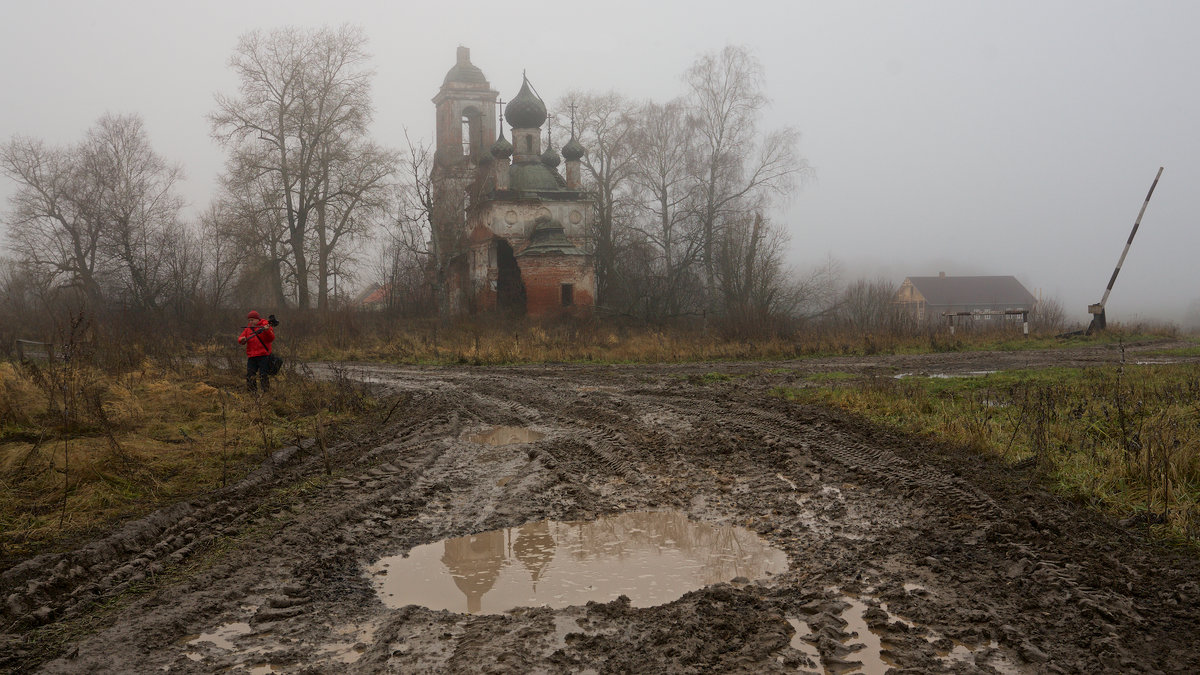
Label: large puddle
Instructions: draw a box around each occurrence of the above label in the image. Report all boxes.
[367,510,787,614]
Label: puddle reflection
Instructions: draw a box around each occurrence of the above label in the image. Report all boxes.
[368,510,788,614]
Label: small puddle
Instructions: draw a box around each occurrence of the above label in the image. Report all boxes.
[469,426,545,446]
[786,616,822,665]
[367,510,787,614]
[894,370,997,380]
[789,590,1018,674]
[187,621,253,650]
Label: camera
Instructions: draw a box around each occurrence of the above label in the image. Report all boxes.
[267,314,279,327]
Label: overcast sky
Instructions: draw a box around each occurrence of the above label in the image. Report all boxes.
[2,1,1197,323]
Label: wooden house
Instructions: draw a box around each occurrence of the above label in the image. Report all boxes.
[896,273,1036,324]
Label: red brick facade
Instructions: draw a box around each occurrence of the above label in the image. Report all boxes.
[432,48,596,319]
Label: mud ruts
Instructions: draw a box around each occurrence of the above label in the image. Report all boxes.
[3,345,1200,673]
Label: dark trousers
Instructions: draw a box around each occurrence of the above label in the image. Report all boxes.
[247,355,271,392]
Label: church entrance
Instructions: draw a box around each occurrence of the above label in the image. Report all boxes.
[495,239,526,315]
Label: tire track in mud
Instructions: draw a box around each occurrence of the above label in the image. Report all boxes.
[622,385,1002,520]
[6,356,1200,674]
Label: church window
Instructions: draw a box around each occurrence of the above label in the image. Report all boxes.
[561,284,574,306]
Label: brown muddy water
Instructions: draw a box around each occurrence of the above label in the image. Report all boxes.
[787,590,1021,675]
[366,510,787,614]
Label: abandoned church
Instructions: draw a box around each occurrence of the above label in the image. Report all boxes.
[431,47,595,317]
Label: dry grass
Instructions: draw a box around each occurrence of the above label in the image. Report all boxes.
[774,360,1200,544]
[0,357,373,561]
[279,317,1177,366]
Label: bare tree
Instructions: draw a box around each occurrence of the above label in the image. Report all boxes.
[685,46,810,319]
[835,278,911,333]
[1,114,184,312]
[715,212,795,329]
[85,114,185,311]
[210,25,391,311]
[553,92,637,305]
[313,139,397,309]
[389,131,455,316]
[1,136,106,304]
[624,99,703,317]
[788,254,843,322]
[214,162,293,308]
[1030,295,1067,333]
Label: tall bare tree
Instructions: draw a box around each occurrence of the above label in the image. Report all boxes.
[210,25,391,311]
[685,46,809,319]
[625,99,702,317]
[214,159,293,308]
[1,114,184,311]
[388,132,456,317]
[313,139,397,309]
[85,114,185,311]
[2,136,106,304]
[714,212,795,329]
[554,92,637,305]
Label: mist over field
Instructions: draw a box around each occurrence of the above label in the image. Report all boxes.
[1,1,1197,325]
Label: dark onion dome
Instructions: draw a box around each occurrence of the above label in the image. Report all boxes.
[541,145,561,168]
[562,134,585,161]
[505,77,547,129]
[490,131,513,159]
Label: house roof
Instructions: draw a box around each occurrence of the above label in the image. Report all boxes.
[353,282,388,306]
[904,276,1036,308]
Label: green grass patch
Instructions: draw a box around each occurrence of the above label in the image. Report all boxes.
[1145,340,1200,357]
[775,363,1200,544]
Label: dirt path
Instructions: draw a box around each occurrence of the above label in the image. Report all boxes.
[3,342,1199,673]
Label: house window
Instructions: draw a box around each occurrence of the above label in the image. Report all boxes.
[561,283,574,306]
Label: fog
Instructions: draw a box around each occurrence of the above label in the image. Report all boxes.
[2,0,1197,324]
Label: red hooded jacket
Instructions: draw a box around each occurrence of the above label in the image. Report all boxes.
[238,320,275,357]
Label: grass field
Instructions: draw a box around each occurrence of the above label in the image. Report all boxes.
[2,322,1194,560]
[773,360,1200,544]
[285,318,1180,365]
[0,357,374,561]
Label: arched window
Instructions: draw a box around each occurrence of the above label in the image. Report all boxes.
[461,106,482,157]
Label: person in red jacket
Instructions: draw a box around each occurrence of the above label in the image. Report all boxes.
[238,310,275,392]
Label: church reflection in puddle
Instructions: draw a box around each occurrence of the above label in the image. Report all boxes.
[367,510,788,614]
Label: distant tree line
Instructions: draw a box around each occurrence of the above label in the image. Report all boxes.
[0,27,1069,348]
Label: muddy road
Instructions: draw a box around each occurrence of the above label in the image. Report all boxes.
[4,342,1200,673]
